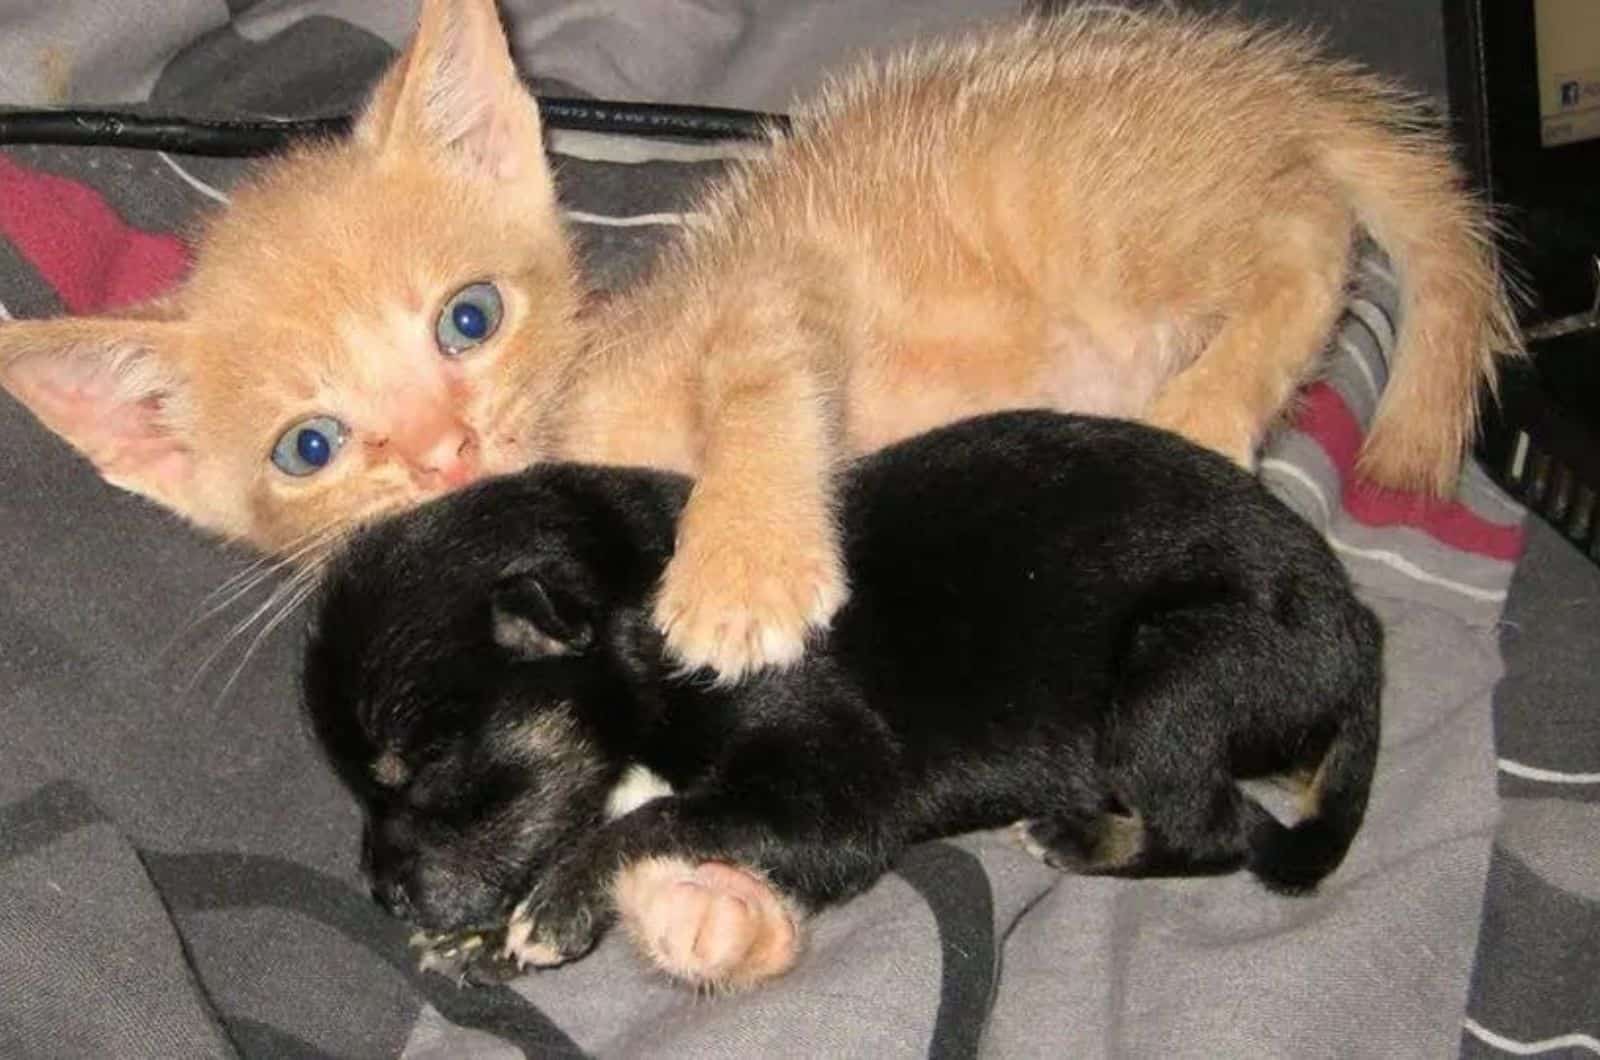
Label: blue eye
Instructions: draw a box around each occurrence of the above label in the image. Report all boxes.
[271,415,348,477]
[436,282,503,355]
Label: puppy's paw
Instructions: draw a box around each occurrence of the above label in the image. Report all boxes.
[1014,813,1145,874]
[653,500,847,683]
[413,929,523,986]
[1147,383,1258,470]
[1011,819,1059,865]
[502,889,606,972]
[614,857,800,992]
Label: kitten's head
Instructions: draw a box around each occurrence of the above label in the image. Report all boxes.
[0,0,583,555]
[303,466,677,932]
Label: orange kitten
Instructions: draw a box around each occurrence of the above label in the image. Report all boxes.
[0,1,1518,679]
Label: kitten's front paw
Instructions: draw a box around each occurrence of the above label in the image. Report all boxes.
[653,500,847,683]
[614,857,799,991]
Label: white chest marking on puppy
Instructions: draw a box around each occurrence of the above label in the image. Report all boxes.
[605,765,675,820]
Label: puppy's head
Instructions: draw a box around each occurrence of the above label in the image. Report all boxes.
[301,469,675,932]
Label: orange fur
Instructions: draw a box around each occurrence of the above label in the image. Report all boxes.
[0,0,584,554]
[0,2,1519,674]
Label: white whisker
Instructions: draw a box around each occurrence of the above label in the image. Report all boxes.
[171,519,347,696]
[176,524,337,641]
[199,531,333,612]
[212,562,324,706]
[182,562,310,698]
[203,549,290,605]
[171,489,417,706]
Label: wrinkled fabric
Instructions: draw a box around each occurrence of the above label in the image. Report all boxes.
[2,4,1589,1058]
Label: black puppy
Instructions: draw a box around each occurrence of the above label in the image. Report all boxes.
[303,410,1382,991]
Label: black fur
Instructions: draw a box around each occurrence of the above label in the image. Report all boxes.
[303,411,1382,966]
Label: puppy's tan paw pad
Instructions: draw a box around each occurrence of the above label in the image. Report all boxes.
[501,912,567,970]
[1011,819,1052,863]
[615,857,799,991]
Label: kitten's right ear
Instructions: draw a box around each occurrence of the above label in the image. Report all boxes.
[357,0,553,203]
[490,568,594,660]
[0,316,196,512]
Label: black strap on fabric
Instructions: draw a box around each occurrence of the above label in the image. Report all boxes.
[0,97,789,157]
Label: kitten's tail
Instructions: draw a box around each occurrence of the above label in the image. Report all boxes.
[1241,675,1381,895]
[1315,85,1523,497]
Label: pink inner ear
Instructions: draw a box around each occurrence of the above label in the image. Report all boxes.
[454,101,536,183]
[427,58,544,184]
[5,351,193,500]
[366,0,545,184]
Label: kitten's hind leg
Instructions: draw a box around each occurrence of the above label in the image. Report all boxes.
[1147,196,1352,468]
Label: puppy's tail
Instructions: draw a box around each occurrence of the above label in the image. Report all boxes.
[1314,78,1522,496]
[1242,683,1381,895]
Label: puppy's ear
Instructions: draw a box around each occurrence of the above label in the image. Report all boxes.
[491,570,593,659]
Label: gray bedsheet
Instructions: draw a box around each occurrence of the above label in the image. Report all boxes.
[2,3,1592,1057]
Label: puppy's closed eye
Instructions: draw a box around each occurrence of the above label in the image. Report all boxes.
[372,751,411,788]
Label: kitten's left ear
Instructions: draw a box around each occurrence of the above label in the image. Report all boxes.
[491,567,594,659]
[0,315,197,515]
[358,0,553,198]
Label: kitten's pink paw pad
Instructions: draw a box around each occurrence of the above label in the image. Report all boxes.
[615,857,799,991]
[653,528,847,684]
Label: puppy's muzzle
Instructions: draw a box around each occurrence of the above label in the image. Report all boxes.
[362,819,425,922]
[361,819,518,932]
[370,878,416,919]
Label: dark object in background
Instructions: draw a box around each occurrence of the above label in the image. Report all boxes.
[1476,293,1600,565]
[0,93,786,156]
[1448,0,1600,566]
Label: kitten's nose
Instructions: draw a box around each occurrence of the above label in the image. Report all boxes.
[421,427,480,488]
[398,417,481,489]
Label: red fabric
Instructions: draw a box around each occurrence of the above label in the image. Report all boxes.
[1294,382,1525,561]
[0,154,188,313]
